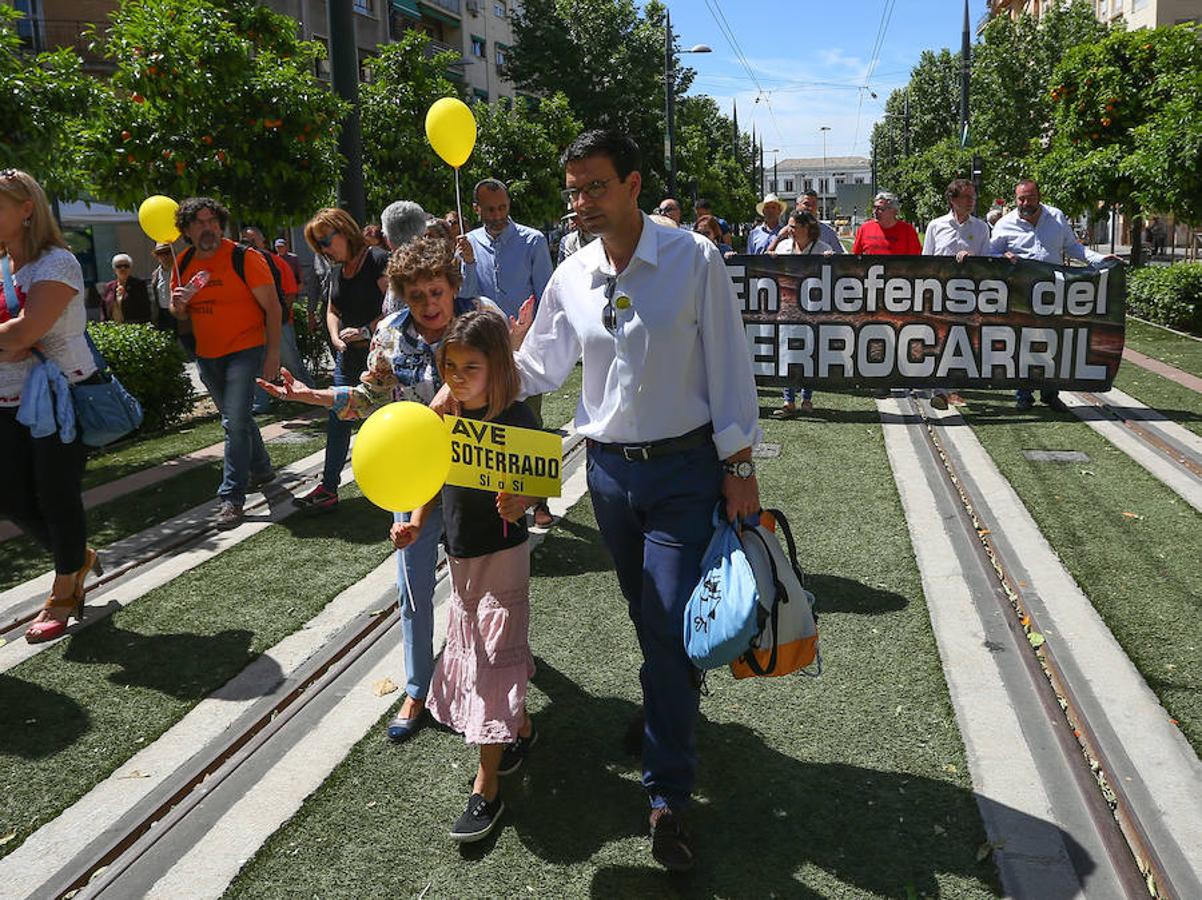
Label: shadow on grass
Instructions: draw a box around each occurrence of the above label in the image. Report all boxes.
[758,404,926,426]
[807,573,907,615]
[532,517,612,577]
[61,616,278,701]
[0,675,89,759]
[277,495,392,544]
[507,660,1086,899]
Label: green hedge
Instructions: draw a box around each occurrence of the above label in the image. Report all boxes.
[1126,264,1202,334]
[87,322,193,433]
[291,302,330,379]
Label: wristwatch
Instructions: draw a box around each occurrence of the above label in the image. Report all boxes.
[723,460,756,479]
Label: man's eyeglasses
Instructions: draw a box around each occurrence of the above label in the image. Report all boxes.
[602,276,618,334]
[562,178,616,205]
[114,263,131,269]
[0,169,18,180]
[314,231,338,249]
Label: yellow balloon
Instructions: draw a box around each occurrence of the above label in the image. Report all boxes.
[351,402,452,512]
[425,97,477,168]
[138,195,181,243]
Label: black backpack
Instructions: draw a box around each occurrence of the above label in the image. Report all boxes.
[179,243,289,325]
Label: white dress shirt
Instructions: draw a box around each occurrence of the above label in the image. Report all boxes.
[515,213,762,460]
[923,212,992,257]
[773,238,833,256]
[989,204,1107,265]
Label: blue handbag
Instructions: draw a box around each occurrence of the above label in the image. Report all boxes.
[2,254,143,447]
[684,505,762,670]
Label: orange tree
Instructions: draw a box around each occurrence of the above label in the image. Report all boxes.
[1039,23,1202,264]
[84,0,346,227]
[0,5,96,199]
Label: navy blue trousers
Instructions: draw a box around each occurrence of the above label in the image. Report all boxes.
[586,439,723,811]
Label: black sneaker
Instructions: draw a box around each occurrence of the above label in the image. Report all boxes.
[449,792,504,843]
[498,724,539,776]
[650,807,695,872]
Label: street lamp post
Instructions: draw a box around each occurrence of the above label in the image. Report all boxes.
[819,126,831,220]
[664,12,710,198]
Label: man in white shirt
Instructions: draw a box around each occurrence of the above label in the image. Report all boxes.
[515,129,761,871]
[922,178,991,408]
[989,179,1117,411]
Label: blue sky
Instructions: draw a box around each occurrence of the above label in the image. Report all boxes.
[660,0,977,161]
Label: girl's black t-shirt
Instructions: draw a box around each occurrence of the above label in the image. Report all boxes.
[330,246,389,328]
[442,401,538,559]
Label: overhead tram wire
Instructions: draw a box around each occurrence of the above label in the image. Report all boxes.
[852,0,898,153]
[702,0,786,143]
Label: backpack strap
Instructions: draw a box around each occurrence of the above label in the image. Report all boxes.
[177,246,197,281]
[740,527,784,676]
[235,245,288,324]
[767,507,806,589]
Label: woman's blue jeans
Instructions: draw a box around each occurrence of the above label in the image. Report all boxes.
[394,501,443,701]
[322,345,369,492]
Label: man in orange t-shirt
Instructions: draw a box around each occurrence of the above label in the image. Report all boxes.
[852,191,922,255]
[170,198,281,530]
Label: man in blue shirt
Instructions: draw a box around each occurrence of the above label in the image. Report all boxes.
[466,178,553,320]
[467,178,556,525]
[747,193,787,254]
[989,179,1119,412]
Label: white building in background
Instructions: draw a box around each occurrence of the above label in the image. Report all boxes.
[768,156,872,220]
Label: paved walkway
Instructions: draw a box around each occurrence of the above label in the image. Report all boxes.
[1122,347,1202,395]
[0,415,320,543]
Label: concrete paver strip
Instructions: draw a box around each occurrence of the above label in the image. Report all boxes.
[929,402,1202,895]
[1123,346,1202,394]
[0,451,334,671]
[0,416,317,543]
[0,559,399,899]
[1065,389,1202,514]
[878,398,1125,898]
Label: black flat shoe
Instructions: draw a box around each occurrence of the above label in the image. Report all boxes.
[449,792,504,843]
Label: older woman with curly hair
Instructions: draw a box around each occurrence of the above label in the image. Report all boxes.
[259,236,530,742]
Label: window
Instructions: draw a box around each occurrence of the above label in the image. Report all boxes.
[353,0,374,13]
[769,180,777,192]
[1132,0,1147,10]
[471,35,486,57]
[802,178,812,191]
[494,1,507,16]
[495,43,508,67]
[358,52,375,82]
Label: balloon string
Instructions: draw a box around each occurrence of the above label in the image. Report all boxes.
[454,167,464,237]
[400,538,416,614]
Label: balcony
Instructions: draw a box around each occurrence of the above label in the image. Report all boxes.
[423,0,462,15]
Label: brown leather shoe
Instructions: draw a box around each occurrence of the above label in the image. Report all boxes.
[650,807,695,872]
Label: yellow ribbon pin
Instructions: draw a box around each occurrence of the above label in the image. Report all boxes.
[615,295,632,310]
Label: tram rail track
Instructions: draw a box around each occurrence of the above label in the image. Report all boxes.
[27,428,587,900]
[895,392,1202,899]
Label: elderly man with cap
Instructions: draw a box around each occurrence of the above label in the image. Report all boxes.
[558,212,597,263]
[747,193,788,255]
[272,238,303,284]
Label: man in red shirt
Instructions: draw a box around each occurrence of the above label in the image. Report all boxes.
[852,191,921,255]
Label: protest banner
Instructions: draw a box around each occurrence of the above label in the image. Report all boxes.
[445,415,563,497]
[729,255,1125,391]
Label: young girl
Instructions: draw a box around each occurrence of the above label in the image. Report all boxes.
[391,310,538,843]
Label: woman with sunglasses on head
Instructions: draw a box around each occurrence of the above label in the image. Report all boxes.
[295,208,390,512]
[101,253,154,324]
[0,169,102,643]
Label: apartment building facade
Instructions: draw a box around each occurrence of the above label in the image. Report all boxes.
[769,156,873,220]
[984,0,1201,29]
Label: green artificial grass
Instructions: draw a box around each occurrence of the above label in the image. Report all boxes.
[535,362,583,433]
[0,481,395,858]
[0,424,328,592]
[958,390,1202,753]
[1124,317,1202,378]
[1113,365,1202,439]
[227,391,998,899]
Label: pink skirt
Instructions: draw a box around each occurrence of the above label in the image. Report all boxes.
[427,542,534,745]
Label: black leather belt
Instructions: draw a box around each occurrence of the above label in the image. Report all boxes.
[588,425,713,462]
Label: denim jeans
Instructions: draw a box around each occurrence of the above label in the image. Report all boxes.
[782,386,813,403]
[394,500,444,701]
[586,438,723,811]
[322,345,370,492]
[196,345,273,507]
[1015,387,1059,406]
[253,322,313,412]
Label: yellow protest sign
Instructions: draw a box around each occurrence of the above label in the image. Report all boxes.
[445,415,563,497]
